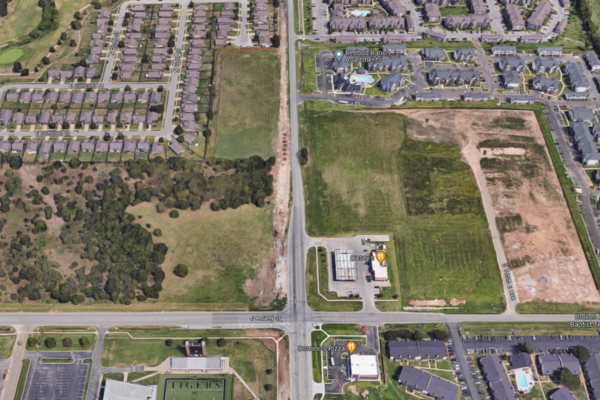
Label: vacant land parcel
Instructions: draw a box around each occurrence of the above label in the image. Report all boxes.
[300,104,505,313]
[394,109,600,306]
[213,50,281,159]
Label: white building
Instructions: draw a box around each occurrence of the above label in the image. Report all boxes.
[348,355,380,381]
[370,246,389,282]
[170,357,224,372]
[103,379,157,400]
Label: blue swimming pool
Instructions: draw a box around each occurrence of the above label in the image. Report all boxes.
[350,8,370,16]
[516,373,528,390]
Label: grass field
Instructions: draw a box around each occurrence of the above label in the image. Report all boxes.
[101,334,186,367]
[300,106,505,313]
[439,5,470,16]
[213,50,280,159]
[0,0,42,46]
[0,336,15,359]
[128,202,274,310]
[157,375,233,400]
[26,333,96,351]
[305,247,363,312]
[459,322,600,336]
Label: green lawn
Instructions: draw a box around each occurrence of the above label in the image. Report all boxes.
[127,202,276,311]
[300,106,505,313]
[26,333,96,351]
[14,359,30,400]
[0,0,42,46]
[305,247,363,312]
[0,336,15,359]
[0,49,25,64]
[439,5,470,16]
[101,334,187,367]
[40,358,73,363]
[459,322,600,336]
[102,372,124,383]
[213,50,280,159]
[312,330,327,383]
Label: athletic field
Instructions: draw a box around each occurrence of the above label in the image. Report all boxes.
[157,375,233,400]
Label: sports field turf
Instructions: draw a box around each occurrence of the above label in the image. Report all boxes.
[0,49,24,64]
[157,374,233,400]
[300,106,505,313]
[213,50,280,159]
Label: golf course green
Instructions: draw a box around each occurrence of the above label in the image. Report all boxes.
[0,48,24,65]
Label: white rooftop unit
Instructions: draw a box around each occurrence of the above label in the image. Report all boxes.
[334,249,357,281]
[103,379,157,400]
[371,248,388,282]
[348,355,380,381]
[171,357,224,372]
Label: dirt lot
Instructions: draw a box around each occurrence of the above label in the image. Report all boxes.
[377,109,600,305]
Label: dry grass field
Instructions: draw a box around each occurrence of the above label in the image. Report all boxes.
[128,202,275,309]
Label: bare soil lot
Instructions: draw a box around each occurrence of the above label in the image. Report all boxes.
[390,109,600,305]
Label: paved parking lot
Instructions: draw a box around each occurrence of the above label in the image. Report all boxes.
[23,352,91,400]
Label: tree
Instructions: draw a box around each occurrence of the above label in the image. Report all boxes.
[27,337,37,347]
[70,39,76,47]
[42,56,50,65]
[112,72,118,80]
[9,156,22,170]
[573,345,591,364]
[217,338,226,347]
[45,337,57,349]
[166,339,173,347]
[169,210,179,218]
[157,85,163,92]
[272,34,280,48]
[63,337,72,347]
[175,124,183,135]
[71,20,81,30]
[62,122,69,129]
[301,147,308,165]
[79,336,90,347]
[520,343,534,354]
[60,32,67,40]
[21,69,29,76]
[559,368,581,390]
[431,329,449,341]
[118,40,124,48]
[412,330,424,341]
[49,46,55,52]
[90,122,98,130]
[74,11,82,19]
[13,61,22,72]
[264,384,273,391]
[174,264,188,277]
[153,229,162,236]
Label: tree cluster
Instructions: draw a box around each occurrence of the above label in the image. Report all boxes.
[30,0,59,39]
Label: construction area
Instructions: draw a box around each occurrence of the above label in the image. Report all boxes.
[390,109,600,306]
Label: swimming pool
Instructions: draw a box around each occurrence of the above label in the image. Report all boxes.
[516,373,528,389]
[350,74,375,84]
[350,8,370,16]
